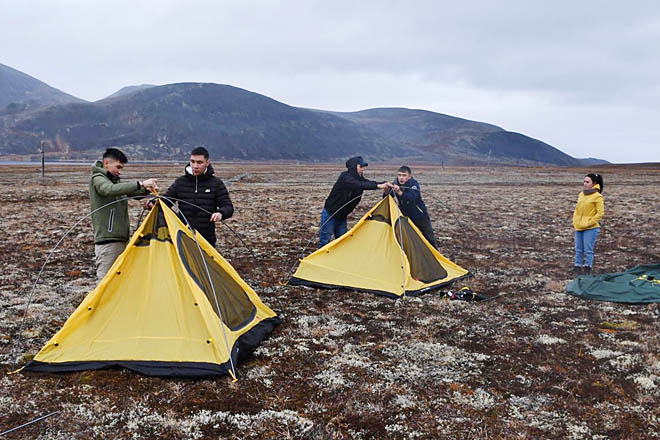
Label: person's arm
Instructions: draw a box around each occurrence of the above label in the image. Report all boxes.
[572,195,581,229]
[593,194,604,224]
[210,180,234,222]
[341,173,382,191]
[93,174,148,198]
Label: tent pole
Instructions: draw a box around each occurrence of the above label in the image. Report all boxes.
[193,237,238,380]
[159,196,238,380]
[392,197,408,298]
[0,411,59,437]
[153,197,260,263]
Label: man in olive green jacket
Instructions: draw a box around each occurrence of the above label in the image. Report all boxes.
[90,148,158,280]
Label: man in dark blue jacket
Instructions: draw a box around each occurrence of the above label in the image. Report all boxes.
[386,165,438,249]
[319,156,391,247]
[163,147,233,247]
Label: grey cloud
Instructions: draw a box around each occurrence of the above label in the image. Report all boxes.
[1,0,659,162]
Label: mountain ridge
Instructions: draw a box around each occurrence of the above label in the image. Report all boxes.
[0,64,605,165]
[0,63,86,113]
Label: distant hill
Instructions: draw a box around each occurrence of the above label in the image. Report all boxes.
[0,63,86,114]
[0,83,416,160]
[103,84,156,100]
[0,68,601,165]
[575,157,611,166]
[331,108,579,166]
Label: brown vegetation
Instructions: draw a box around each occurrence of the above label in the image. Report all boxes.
[1,163,660,439]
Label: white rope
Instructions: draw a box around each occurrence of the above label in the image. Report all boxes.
[11,195,151,370]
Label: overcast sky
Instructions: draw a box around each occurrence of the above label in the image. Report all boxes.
[2,0,659,163]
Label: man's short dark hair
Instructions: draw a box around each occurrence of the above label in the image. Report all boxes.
[398,165,412,174]
[103,148,128,164]
[191,147,209,159]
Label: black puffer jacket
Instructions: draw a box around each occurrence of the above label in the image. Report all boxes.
[163,164,233,245]
[323,157,380,220]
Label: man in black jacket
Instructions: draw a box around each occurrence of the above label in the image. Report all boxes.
[384,165,438,249]
[319,156,391,247]
[163,147,233,247]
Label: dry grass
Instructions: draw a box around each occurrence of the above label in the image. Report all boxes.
[1,163,660,439]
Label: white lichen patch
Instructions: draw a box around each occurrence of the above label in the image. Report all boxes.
[515,314,543,328]
[566,422,591,440]
[609,353,642,371]
[537,334,566,345]
[452,388,495,410]
[295,314,366,338]
[245,365,273,387]
[377,342,490,385]
[212,409,314,437]
[618,340,641,348]
[394,393,417,409]
[313,367,349,389]
[589,348,623,360]
[632,374,658,391]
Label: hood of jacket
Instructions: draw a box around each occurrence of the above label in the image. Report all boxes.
[583,183,601,195]
[184,163,215,180]
[345,157,362,179]
[91,160,120,183]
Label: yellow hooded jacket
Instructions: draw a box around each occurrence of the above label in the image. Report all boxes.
[573,184,604,231]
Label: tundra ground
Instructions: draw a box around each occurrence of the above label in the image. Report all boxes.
[1,163,659,439]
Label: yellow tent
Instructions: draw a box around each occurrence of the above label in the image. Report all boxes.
[25,200,279,378]
[290,195,468,297]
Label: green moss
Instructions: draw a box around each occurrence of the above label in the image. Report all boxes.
[600,320,640,330]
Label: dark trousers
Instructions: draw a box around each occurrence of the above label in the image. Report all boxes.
[413,216,437,249]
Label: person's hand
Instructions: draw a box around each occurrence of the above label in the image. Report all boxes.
[210,212,222,222]
[144,200,155,210]
[377,182,391,190]
[392,184,402,196]
[141,178,159,193]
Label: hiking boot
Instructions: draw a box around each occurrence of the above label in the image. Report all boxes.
[583,266,592,275]
[573,266,581,277]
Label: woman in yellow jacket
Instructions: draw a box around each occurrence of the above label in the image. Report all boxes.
[573,173,604,275]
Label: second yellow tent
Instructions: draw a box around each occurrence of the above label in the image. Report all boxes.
[290,195,469,297]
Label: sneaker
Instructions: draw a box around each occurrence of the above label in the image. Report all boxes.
[583,266,592,275]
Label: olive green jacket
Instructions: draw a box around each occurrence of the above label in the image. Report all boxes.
[89,161,148,244]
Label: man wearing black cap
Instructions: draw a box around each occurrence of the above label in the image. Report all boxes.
[319,156,391,247]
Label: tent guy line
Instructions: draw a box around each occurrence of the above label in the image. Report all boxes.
[10,195,156,371]
[135,196,261,265]
[280,192,367,285]
[11,194,247,376]
[21,199,280,377]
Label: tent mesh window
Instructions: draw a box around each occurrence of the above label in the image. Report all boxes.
[177,231,256,330]
[367,198,392,223]
[135,205,172,246]
[394,217,447,283]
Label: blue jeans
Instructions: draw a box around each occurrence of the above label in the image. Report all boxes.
[318,208,347,248]
[574,227,600,268]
